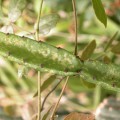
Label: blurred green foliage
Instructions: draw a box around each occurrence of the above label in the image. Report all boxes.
[0,0,120,119]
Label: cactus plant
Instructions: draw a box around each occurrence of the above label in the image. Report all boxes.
[0,32,83,76]
[0,32,120,92]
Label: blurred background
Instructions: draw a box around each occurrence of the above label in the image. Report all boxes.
[0,0,120,119]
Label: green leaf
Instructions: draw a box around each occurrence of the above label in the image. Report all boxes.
[38,14,60,34]
[91,0,107,27]
[33,75,56,97]
[41,75,56,91]
[81,79,95,89]
[8,0,26,22]
[81,40,96,61]
[68,76,91,92]
[111,42,120,54]
[104,31,118,52]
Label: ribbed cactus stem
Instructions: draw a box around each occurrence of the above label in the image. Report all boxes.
[0,32,120,92]
[0,32,83,76]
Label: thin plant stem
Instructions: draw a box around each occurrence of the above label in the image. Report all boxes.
[41,76,66,110]
[50,76,69,120]
[35,0,44,120]
[72,0,78,56]
[35,0,44,41]
[37,72,41,120]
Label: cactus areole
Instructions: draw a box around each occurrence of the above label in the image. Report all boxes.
[0,32,83,76]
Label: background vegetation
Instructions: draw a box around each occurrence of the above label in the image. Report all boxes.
[0,0,120,119]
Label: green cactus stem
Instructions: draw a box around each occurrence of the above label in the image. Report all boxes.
[0,32,83,76]
[0,32,120,92]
